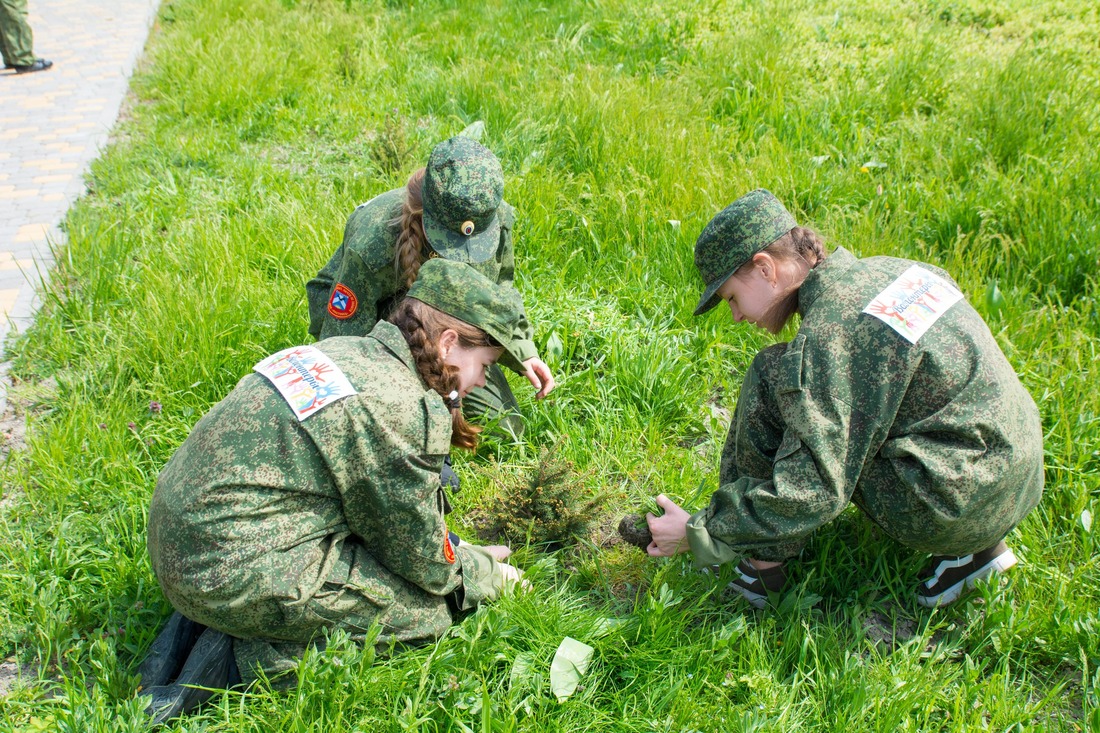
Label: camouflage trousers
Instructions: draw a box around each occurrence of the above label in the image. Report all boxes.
[723,343,1025,562]
[463,363,524,440]
[0,0,34,67]
[167,538,455,687]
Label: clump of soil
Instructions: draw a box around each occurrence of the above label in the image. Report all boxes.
[617,514,652,551]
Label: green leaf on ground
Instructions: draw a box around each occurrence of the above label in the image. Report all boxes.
[550,637,594,702]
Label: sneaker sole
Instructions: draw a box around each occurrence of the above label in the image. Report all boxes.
[729,569,769,610]
[916,548,1017,608]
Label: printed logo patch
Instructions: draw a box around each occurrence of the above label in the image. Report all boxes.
[863,265,963,343]
[443,530,456,564]
[254,345,357,421]
[327,283,358,320]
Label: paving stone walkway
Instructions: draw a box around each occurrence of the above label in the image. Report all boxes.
[0,0,159,352]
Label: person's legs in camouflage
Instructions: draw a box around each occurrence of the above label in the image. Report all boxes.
[0,0,35,68]
[723,343,806,563]
[716,344,806,606]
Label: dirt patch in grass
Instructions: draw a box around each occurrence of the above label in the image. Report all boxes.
[0,658,38,697]
[0,380,28,465]
[0,370,56,508]
[862,607,918,650]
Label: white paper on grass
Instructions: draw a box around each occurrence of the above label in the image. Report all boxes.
[550,637,594,702]
[1082,509,1093,533]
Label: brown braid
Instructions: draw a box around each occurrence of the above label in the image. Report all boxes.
[388,298,499,451]
[736,227,830,334]
[392,167,429,290]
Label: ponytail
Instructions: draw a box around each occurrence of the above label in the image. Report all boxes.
[393,168,429,290]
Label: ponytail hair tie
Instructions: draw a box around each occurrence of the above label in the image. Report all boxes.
[447,390,460,409]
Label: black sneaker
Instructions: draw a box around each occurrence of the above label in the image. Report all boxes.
[13,59,53,74]
[916,540,1017,608]
[729,560,787,609]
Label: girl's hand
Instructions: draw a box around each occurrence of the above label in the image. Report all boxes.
[522,357,556,399]
[645,494,692,557]
[484,544,512,562]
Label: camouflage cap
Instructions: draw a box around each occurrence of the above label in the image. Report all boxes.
[422,137,504,265]
[407,258,528,374]
[692,189,798,316]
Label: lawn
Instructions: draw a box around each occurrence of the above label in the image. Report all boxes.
[1,0,1098,730]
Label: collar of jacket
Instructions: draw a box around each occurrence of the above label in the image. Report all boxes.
[798,246,857,314]
[367,320,429,390]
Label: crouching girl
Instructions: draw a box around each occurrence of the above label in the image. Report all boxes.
[142,259,531,720]
[647,189,1043,609]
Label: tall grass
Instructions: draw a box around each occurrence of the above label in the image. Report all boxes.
[1,0,1097,730]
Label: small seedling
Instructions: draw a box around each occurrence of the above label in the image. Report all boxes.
[483,447,604,550]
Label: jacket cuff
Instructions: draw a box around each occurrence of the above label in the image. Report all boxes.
[455,544,503,610]
[685,508,741,568]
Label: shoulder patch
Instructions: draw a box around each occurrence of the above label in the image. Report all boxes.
[862,265,963,343]
[254,345,357,421]
[328,283,359,320]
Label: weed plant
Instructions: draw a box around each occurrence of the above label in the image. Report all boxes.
[1,0,1098,730]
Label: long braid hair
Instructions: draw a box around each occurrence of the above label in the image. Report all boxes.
[392,168,430,290]
[737,226,829,333]
[388,298,500,450]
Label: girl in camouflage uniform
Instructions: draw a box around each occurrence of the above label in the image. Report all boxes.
[647,190,1043,609]
[306,135,554,438]
[143,260,531,720]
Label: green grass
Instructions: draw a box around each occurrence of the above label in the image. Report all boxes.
[1,0,1098,730]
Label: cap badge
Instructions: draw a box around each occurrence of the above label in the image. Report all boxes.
[460,221,475,236]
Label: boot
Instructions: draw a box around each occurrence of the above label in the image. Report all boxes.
[142,627,238,725]
[136,611,205,689]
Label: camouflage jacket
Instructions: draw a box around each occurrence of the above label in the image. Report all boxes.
[148,321,501,632]
[305,188,537,361]
[688,247,1044,561]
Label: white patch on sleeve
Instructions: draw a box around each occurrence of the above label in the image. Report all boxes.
[254,345,357,421]
[862,265,964,343]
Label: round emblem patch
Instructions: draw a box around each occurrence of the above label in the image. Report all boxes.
[460,220,475,236]
[327,283,358,320]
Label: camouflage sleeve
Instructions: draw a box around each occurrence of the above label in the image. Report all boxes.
[510,320,538,363]
[452,543,507,610]
[306,245,341,340]
[316,247,386,340]
[336,397,464,597]
[686,431,854,566]
[688,333,902,564]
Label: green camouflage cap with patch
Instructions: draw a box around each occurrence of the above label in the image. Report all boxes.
[422,137,504,264]
[692,189,798,316]
[407,258,528,374]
